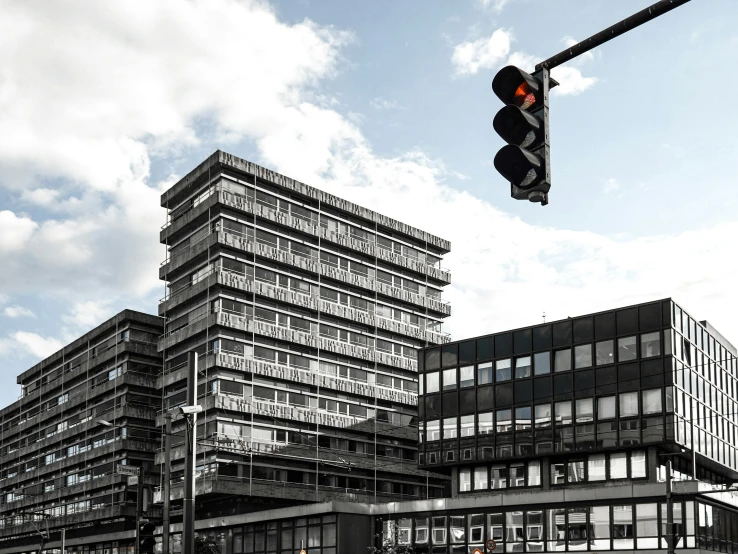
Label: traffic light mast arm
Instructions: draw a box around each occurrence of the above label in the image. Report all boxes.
[536,0,691,71]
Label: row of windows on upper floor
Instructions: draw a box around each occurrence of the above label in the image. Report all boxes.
[421,390,667,441]
[673,332,738,394]
[674,413,738,471]
[214,421,416,461]
[182,176,444,263]
[420,332,664,395]
[180,261,443,331]
[422,302,669,371]
[458,450,647,493]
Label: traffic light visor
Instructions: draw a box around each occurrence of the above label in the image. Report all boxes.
[492,66,541,111]
[493,105,543,149]
[494,145,544,189]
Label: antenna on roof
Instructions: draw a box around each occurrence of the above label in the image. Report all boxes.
[542,312,546,323]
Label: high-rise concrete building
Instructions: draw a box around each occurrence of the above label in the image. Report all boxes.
[0,311,163,554]
[157,151,452,519]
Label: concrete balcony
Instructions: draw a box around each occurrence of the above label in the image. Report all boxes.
[319,299,375,327]
[318,337,374,362]
[159,232,217,278]
[254,280,318,310]
[375,281,451,316]
[375,246,451,284]
[319,264,374,291]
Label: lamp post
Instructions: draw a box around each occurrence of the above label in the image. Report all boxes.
[182,351,202,554]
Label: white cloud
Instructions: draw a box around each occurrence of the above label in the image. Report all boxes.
[3,306,35,318]
[603,178,620,194]
[451,29,511,76]
[370,97,402,111]
[0,210,37,251]
[476,0,510,13]
[550,65,598,96]
[62,300,113,331]
[20,188,61,208]
[10,331,62,359]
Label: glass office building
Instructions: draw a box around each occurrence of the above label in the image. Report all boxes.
[157,151,452,516]
[396,298,738,553]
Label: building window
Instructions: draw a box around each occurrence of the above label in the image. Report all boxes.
[589,454,607,481]
[574,344,592,369]
[460,366,474,388]
[426,372,439,394]
[460,415,474,437]
[619,392,638,417]
[496,409,512,433]
[596,340,614,366]
[443,368,457,391]
[432,517,446,545]
[478,362,493,385]
[496,359,512,382]
[555,349,572,372]
[641,332,661,358]
[631,450,646,478]
[478,413,494,435]
[636,503,659,548]
[528,461,541,486]
[612,505,634,549]
[515,407,532,430]
[533,351,550,375]
[576,398,594,423]
[618,336,638,362]
[459,468,471,492]
[415,518,429,545]
[443,417,457,439]
[610,452,628,479]
[642,388,662,414]
[555,401,572,425]
[535,403,552,427]
[491,465,507,489]
[568,459,585,483]
[590,505,611,550]
[598,396,616,419]
[474,467,488,490]
[427,420,440,441]
[551,462,565,485]
[515,356,531,379]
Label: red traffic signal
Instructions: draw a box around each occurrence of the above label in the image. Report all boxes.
[492,65,552,205]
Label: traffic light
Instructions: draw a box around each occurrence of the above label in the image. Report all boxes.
[492,65,556,205]
[139,521,156,554]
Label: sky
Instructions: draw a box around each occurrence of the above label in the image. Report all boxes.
[1,0,736,407]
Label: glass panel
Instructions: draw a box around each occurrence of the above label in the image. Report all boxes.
[547,508,566,552]
[432,517,447,545]
[507,512,524,544]
[510,464,525,488]
[515,407,532,430]
[555,401,572,425]
[460,415,475,437]
[427,420,441,441]
[612,505,634,550]
[527,461,541,486]
[496,359,512,382]
[589,505,610,551]
[469,514,485,544]
[641,332,661,358]
[636,503,659,548]
[568,508,588,550]
[527,510,544,550]
[515,356,532,379]
[488,513,505,545]
[550,462,565,485]
[533,351,550,376]
[490,465,507,489]
[595,340,614,366]
[554,349,571,373]
[568,459,585,483]
[415,518,429,545]
[460,366,475,388]
[576,398,594,423]
[496,409,512,433]
[443,417,457,439]
[474,467,488,490]
[574,344,592,369]
[618,336,637,362]
[642,389,662,414]
[610,452,628,479]
[478,413,494,435]
[631,451,646,478]
[619,392,638,417]
[588,454,606,481]
[443,368,457,391]
[597,396,616,419]
[534,403,551,428]
[478,362,493,385]
[426,372,439,393]
[450,515,465,544]
[459,468,471,492]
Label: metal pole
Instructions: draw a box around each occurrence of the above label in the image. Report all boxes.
[183,352,198,554]
[135,477,143,554]
[61,529,65,554]
[536,0,691,71]
[666,458,675,554]
[163,412,172,554]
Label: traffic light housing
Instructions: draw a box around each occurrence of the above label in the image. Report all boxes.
[139,521,156,554]
[492,65,555,205]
